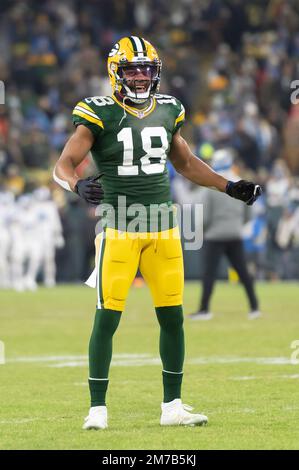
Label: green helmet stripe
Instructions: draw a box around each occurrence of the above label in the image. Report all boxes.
[129,36,146,57]
[129,36,139,53]
[139,37,147,55]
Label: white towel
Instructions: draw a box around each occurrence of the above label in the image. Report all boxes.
[85,267,97,288]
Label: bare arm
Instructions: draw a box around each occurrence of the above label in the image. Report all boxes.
[168,130,227,192]
[54,125,94,191]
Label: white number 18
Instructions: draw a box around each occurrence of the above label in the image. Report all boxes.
[117,126,168,176]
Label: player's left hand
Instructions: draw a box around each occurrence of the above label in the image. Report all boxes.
[226,180,262,206]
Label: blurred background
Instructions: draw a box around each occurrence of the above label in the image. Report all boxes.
[0,0,299,290]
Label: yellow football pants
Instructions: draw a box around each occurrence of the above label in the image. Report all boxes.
[95,226,184,311]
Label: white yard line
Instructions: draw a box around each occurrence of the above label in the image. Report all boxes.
[5,354,299,368]
[0,416,73,425]
[230,374,299,381]
[189,357,298,365]
[5,353,150,364]
[0,418,39,424]
[279,374,299,379]
[230,376,258,381]
[206,408,256,415]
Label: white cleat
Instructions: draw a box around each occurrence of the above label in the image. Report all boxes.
[24,278,38,291]
[82,406,108,430]
[160,399,208,426]
[248,310,262,320]
[189,311,213,321]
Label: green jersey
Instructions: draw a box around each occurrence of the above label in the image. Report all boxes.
[72,94,185,231]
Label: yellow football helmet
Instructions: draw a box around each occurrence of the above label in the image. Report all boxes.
[107,36,162,104]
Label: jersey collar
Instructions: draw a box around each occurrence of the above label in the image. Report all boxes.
[112,94,156,119]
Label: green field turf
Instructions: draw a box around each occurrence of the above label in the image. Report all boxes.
[1,281,299,450]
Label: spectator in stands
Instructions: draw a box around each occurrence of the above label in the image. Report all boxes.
[1,0,299,284]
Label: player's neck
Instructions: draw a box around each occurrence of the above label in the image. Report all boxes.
[114,93,151,109]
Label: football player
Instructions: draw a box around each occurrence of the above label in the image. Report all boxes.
[25,187,65,290]
[53,36,261,429]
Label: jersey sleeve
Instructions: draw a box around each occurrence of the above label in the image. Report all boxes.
[173,100,185,134]
[72,99,104,138]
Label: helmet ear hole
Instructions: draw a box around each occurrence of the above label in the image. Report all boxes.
[109,63,117,77]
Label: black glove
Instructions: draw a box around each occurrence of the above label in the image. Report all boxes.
[74,174,104,205]
[226,180,262,206]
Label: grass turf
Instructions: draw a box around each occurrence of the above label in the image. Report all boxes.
[0,282,299,449]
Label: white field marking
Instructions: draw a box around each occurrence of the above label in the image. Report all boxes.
[230,374,299,381]
[194,405,299,416]
[242,408,256,414]
[5,354,299,368]
[208,408,256,415]
[51,361,87,368]
[5,355,87,363]
[279,374,299,379]
[189,356,295,365]
[0,418,39,425]
[73,381,133,386]
[0,340,5,364]
[283,405,299,411]
[230,376,257,381]
[5,353,150,364]
[0,416,73,425]
[50,357,162,368]
[75,375,299,386]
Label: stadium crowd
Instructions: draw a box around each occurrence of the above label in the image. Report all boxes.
[0,0,299,287]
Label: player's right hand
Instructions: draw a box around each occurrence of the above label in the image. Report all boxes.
[74,174,104,205]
